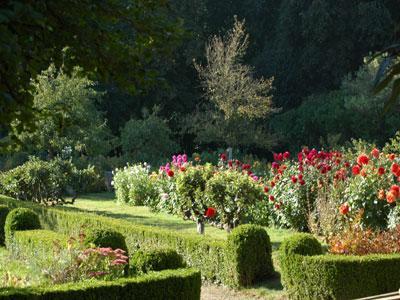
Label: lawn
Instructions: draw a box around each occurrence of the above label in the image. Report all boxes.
[66,192,294,299]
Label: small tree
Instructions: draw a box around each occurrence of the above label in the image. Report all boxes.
[194,17,274,120]
[191,18,275,150]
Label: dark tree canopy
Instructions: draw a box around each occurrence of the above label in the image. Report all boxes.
[0,0,183,132]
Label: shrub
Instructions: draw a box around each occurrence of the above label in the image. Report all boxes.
[74,165,106,193]
[226,225,274,287]
[131,248,185,274]
[113,163,156,206]
[4,208,41,247]
[0,205,10,245]
[84,227,128,254]
[329,223,400,255]
[175,164,214,222]
[205,170,264,230]
[279,234,400,299]
[0,157,76,205]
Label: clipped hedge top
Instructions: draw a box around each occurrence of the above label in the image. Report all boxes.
[0,268,200,298]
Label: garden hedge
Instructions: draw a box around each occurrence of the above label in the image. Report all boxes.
[10,229,68,259]
[4,208,41,247]
[280,233,400,299]
[0,205,9,245]
[0,195,273,287]
[131,248,185,274]
[0,268,201,300]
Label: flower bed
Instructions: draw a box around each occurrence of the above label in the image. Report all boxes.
[279,233,400,299]
[0,195,274,287]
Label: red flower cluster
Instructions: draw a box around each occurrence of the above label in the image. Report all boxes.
[205,207,217,218]
[357,154,369,165]
[339,202,349,215]
[386,185,400,204]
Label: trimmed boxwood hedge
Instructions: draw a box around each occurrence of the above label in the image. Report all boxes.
[0,205,9,245]
[4,208,41,247]
[131,248,185,274]
[10,229,68,259]
[0,268,201,300]
[280,233,400,299]
[84,227,128,253]
[0,195,273,287]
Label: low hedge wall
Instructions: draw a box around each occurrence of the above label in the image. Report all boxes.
[0,195,274,287]
[10,229,68,259]
[280,233,400,299]
[0,268,201,300]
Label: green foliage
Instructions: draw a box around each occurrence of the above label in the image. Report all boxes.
[0,268,201,300]
[280,233,323,258]
[131,248,185,274]
[84,227,128,254]
[0,205,10,245]
[279,234,400,299]
[0,157,76,205]
[0,196,272,288]
[121,113,179,166]
[4,208,41,248]
[205,170,264,229]
[271,58,400,152]
[175,164,214,220]
[0,1,183,134]
[226,225,274,287]
[11,65,113,157]
[113,164,157,206]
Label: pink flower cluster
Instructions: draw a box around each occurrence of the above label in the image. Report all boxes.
[160,154,189,177]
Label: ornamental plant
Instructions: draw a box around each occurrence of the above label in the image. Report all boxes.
[113,163,157,206]
[339,148,399,229]
[205,169,264,231]
[264,149,346,232]
[27,233,128,284]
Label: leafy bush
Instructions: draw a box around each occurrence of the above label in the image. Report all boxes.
[175,164,214,222]
[131,248,185,274]
[84,227,128,254]
[205,169,263,230]
[279,234,400,299]
[113,163,157,206]
[329,222,400,255]
[0,268,201,300]
[226,225,274,286]
[0,157,76,205]
[0,205,10,245]
[74,165,106,193]
[121,112,179,166]
[4,208,41,247]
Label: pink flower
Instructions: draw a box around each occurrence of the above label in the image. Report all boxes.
[111,259,128,266]
[114,249,126,254]
[283,151,290,159]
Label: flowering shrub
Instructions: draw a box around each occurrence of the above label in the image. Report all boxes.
[28,233,128,284]
[205,169,264,231]
[113,163,157,206]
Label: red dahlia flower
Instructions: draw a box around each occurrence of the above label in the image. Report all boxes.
[167,170,174,177]
[283,151,290,159]
[352,165,361,175]
[387,191,397,204]
[339,203,349,215]
[291,176,297,183]
[378,167,385,176]
[357,154,369,165]
[205,207,217,218]
[371,148,380,158]
[269,195,275,202]
[264,186,269,193]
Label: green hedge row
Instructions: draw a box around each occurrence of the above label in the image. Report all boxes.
[0,268,201,300]
[280,233,400,299]
[10,229,67,260]
[0,195,273,287]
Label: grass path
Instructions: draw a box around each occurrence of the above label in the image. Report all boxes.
[66,192,293,299]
